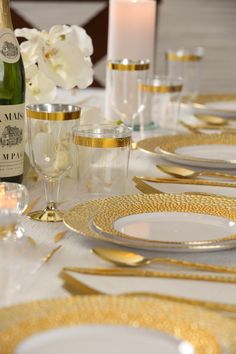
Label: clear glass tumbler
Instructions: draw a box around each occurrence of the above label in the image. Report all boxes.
[73,123,131,196]
[165,47,203,101]
[105,59,150,128]
[140,76,182,130]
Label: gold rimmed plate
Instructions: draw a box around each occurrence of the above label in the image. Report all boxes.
[192,93,236,118]
[1,296,236,354]
[92,193,236,248]
[63,193,236,252]
[137,133,236,169]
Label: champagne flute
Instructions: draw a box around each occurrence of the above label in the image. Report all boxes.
[26,104,80,222]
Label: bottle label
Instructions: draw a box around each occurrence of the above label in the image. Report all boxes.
[0,29,20,63]
[0,104,24,177]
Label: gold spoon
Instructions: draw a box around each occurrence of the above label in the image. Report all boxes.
[194,114,227,126]
[157,164,236,180]
[92,248,236,274]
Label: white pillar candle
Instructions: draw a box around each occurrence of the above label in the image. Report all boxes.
[108,0,156,64]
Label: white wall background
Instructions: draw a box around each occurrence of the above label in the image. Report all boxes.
[12,0,236,92]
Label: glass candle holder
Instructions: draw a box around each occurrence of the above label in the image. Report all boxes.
[105,59,150,128]
[73,123,131,196]
[165,47,203,101]
[140,76,182,130]
[0,182,28,240]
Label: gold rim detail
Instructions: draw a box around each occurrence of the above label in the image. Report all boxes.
[26,110,81,121]
[108,62,150,71]
[166,53,202,62]
[92,193,236,245]
[137,133,236,166]
[140,83,182,93]
[63,194,236,251]
[74,136,131,148]
[191,93,236,114]
[1,295,234,354]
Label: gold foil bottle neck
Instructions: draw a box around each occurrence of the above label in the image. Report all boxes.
[0,0,13,29]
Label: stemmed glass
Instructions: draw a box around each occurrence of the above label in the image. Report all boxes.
[106,59,150,129]
[26,104,80,222]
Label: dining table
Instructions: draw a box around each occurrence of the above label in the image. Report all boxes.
[3,87,236,311]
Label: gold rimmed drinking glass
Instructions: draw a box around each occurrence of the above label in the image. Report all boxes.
[73,123,132,196]
[165,47,203,101]
[26,104,80,222]
[139,76,183,131]
[106,59,150,129]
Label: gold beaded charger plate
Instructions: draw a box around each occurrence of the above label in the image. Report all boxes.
[192,94,236,118]
[64,193,236,252]
[137,133,236,169]
[0,296,236,354]
[92,193,236,248]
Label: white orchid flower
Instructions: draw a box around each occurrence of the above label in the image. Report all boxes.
[38,39,93,89]
[20,39,43,66]
[15,28,43,40]
[66,25,93,56]
[26,66,57,103]
[15,25,94,102]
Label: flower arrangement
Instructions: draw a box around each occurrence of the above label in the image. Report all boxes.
[15,25,94,103]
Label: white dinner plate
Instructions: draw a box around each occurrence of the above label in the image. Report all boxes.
[112,211,236,243]
[15,325,192,354]
[192,94,236,119]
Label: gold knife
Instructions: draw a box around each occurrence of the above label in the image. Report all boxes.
[60,270,236,314]
[63,267,236,284]
[135,176,236,188]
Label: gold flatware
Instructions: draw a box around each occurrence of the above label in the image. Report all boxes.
[134,178,162,194]
[63,267,236,284]
[92,248,236,275]
[23,197,40,215]
[135,176,236,188]
[134,177,231,199]
[180,121,236,134]
[27,236,37,246]
[60,270,236,315]
[157,164,236,181]
[179,120,201,133]
[54,230,68,243]
[43,245,62,263]
[194,114,227,126]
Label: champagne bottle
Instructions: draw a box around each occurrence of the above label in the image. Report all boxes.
[0,0,25,183]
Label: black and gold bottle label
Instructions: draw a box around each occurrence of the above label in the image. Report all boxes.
[0,103,24,177]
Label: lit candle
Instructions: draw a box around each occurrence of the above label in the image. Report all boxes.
[0,186,17,209]
[107,0,156,66]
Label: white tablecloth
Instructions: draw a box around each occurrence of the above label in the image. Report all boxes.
[5,88,236,308]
